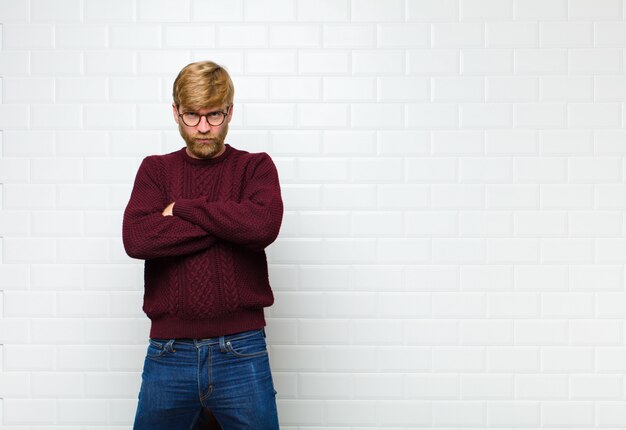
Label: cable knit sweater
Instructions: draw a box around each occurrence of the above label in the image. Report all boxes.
[122,145,283,339]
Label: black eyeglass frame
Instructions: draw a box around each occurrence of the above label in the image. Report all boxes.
[177,105,231,127]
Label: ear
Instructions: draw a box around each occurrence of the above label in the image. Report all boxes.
[172,104,180,124]
[226,105,234,123]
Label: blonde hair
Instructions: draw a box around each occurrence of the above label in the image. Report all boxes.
[172,61,234,110]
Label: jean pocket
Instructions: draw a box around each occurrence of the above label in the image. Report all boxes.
[225,332,268,358]
[146,339,175,360]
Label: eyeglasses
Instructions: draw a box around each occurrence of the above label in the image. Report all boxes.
[178,106,230,127]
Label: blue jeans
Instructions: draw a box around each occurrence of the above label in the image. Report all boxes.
[133,329,279,429]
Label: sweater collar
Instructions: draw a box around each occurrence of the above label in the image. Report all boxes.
[180,144,233,165]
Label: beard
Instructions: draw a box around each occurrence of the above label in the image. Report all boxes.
[179,122,228,159]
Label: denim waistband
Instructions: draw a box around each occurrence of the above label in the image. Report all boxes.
[150,328,264,349]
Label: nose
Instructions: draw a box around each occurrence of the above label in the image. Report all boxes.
[197,116,211,133]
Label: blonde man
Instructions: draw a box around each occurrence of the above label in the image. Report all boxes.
[123,61,283,429]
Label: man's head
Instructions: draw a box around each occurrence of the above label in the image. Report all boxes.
[172,61,235,159]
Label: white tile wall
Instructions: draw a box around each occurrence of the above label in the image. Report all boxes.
[2,0,626,428]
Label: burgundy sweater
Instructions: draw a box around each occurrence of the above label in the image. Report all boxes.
[122,145,283,339]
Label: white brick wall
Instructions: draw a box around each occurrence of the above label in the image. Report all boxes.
[1,0,626,428]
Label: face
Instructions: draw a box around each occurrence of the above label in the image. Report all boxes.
[173,104,233,159]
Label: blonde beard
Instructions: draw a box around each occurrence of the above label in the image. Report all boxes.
[179,123,228,159]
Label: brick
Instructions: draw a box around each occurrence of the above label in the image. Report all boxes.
[323,184,376,208]
[0,0,29,22]
[541,347,593,372]
[515,103,566,129]
[0,104,29,129]
[516,375,568,399]
[542,293,594,317]
[460,265,511,292]
[31,104,81,130]
[569,0,622,19]
[515,321,567,345]
[459,211,511,236]
[244,0,295,21]
[540,76,593,101]
[486,76,538,102]
[595,22,626,46]
[323,24,374,48]
[56,78,107,103]
[514,0,567,19]
[461,48,513,74]
[406,157,456,182]
[432,401,485,426]
[487,293,539,317]
[378,130,430,155]
[58,184,109,210]
[32,211,82,237]
[267,77,319,101]
[3,78,54,103]
[542,402,594,427]
[513,263,565,289]
[192,0,242,21]
[4,238,56,263]
[110,24,162,48]
[138,51,191,75]
[31,264,83,291]
[570,103,621,128]
[58,399,108,424]
[299,211,350,236]
[3,24,53,49]
[538,131,591,157]
[432,77,484,102]
[569,156,622,183]
[84,0,135,21]
[486,22,538,47]
[32,373,84,398]
[165,24,215,48]
[378,23,429,47]
[0,158,29,183]
[297,103,347,128]
[515,211,566,236]
[461,103,513,128]
[299,319,351,344]
[464,376,514,399]
[83,105,135,129]
[0,263,29,291]
[323,131,375,155]
[431,184,484,209]
[0,51,29,75]
[56,25,107,48]
[541,239,595,263]
[138,0,190,21]
[461,0,513,20]
[569,48,622,74]
[297,51,348,75]
[4,292,56,317]
[270,25,319,48]
[32,51,82,75]
[487,347,539,372]
[217,25,267,48]
[351,103,403,128]
[85,51,136,75]
[409,49,459,75]
[570,375,622,399]
[433,23,484,48]
[247,51,296,74]
[296,0,348,22]
[32,0,81,21]
[352,50,404,75]
[299,373,351,398]
[351,0,404,22]
[569,211,622,235]
[515,49,567,74]
[3,399,56,424]
[408,0,458,21]
[540,22,593,47]
[407,103,458,128]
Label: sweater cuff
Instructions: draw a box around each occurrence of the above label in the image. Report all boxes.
[172,198,204,224]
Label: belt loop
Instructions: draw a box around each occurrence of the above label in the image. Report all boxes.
[219,335,227,353]
[165,339,176,352]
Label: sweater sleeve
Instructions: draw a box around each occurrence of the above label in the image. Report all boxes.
[122,156,218,260]
[172,153,283,251]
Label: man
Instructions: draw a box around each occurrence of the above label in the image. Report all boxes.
[123,61,283,429]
